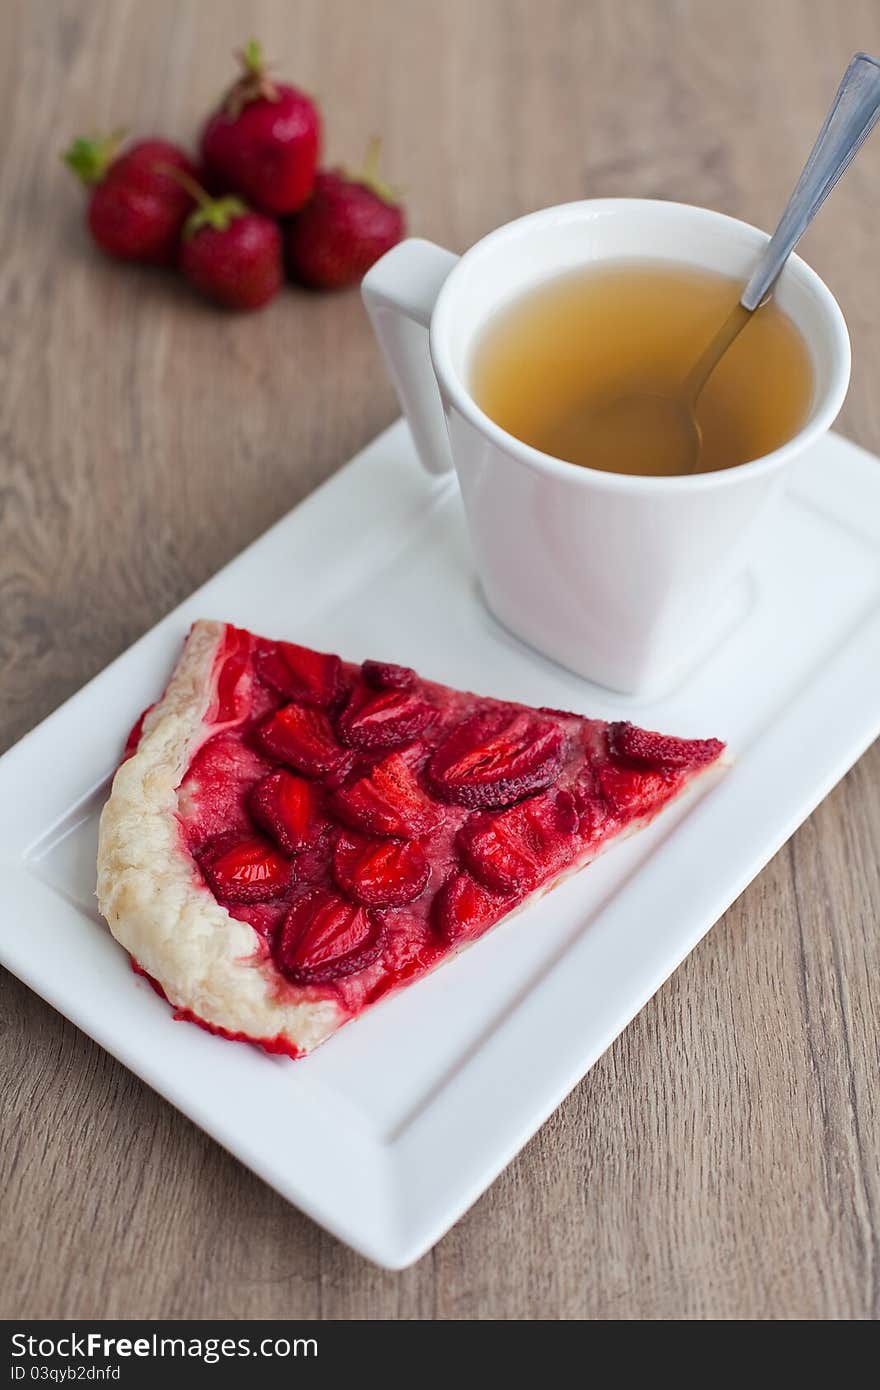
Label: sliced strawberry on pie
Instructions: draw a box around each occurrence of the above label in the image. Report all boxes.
[254,639,343,708]
[249,769,328,854]
[432,871,511,945]
[333,745,440,839]
[256,702,348,776]
[333,830,430,907]
[179,732,276,848]
[276,888,385,985]
[361,659,416,691]
[97,620,726,1059]
[596,762,670,816]
[428,706,566,808]
[200,833,293,904]
[336,683,437,750]
[457,790,580,895]
[609,721,725,771]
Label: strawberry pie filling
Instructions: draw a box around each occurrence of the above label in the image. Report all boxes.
[142,625,723,1036]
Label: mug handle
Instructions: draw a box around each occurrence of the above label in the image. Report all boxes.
[362,238,459,476]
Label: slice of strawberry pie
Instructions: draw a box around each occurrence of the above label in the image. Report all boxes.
[97,620,725,1057]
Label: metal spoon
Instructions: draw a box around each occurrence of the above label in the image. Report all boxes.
[588,52,880,476]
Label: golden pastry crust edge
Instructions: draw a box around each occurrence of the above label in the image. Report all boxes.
[96,619,343,1056]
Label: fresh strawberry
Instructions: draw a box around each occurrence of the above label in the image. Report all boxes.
[457,791,579,895]
[333,746,441,839]
[275,888,384,985]
[609,722,725,772]
[361,659,415,691]
[596,763,671,818]
[63,134,197,264]
[200,40,320,216]
[285,140,405,289]
[254,639,343,708]
[336,683,436,751]
[200,832,292,903]
[249,769,328,854]
[257,704,347,776]
[428,706,566,809]
[432,872,508,946]
[333,831,429,908]
[175,175,283,311]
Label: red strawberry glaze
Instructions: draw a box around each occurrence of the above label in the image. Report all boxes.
[124,624,725,1052]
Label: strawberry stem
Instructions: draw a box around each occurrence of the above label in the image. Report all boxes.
[156,164,248,237]
[222,37,279,115]
[240,37,263,76]
[344,137,399,206]
[363,136,382,186]
[185,195,248,237]
[155,163,212,208]
[62,130,126,185]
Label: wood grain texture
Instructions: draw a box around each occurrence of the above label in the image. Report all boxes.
[1,0,878,1321]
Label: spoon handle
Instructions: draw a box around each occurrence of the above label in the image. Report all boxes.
[741,52,880,311]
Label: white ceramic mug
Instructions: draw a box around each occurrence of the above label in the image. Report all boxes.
[362,200,850,696]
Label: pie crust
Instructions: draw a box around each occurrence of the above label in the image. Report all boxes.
[97,621,343,1055]
[97,620,725,1058]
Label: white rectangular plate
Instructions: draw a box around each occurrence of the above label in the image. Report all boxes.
[1,421,879,1268]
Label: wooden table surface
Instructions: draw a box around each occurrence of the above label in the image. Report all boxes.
[2,0,879,1321]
